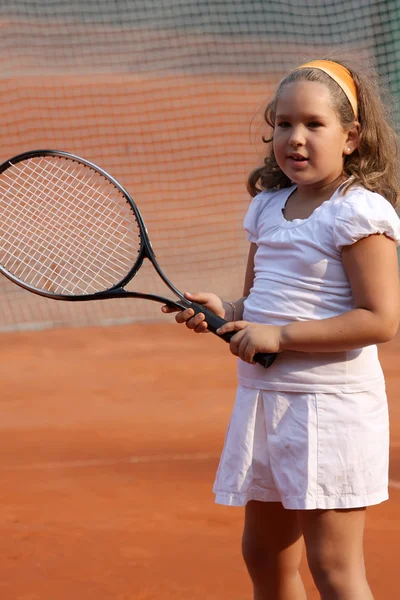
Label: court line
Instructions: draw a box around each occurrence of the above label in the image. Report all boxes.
[0,454,399,490]
[0,452,220,471]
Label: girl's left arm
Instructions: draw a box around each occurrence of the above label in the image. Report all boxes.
[278,233,400,352]
[218,234,400,357]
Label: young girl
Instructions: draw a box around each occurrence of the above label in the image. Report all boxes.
[163,58,400,599]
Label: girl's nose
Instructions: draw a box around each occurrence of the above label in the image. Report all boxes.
[289,127,305,147]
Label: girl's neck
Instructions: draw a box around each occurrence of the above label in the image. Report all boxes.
[283,174,347,222]
[293,173,346,204]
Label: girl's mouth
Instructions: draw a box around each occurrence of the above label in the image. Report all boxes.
[288,155,309,168]
[288,154,308,162]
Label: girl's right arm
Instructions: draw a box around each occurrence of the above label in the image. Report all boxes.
[161,242,257,333]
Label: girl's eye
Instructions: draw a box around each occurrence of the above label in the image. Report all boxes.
[277,121,290,128]
[308,121,322,128]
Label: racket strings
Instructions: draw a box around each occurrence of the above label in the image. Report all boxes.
[3,159,134,260]
[3,161,135,279]
[8,159,139,292]
[0,156,141,295]
[0,161,133,293]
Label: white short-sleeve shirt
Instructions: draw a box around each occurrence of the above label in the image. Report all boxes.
[238,184,400,392]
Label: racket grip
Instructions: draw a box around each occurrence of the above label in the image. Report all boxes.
[189,302,277,369]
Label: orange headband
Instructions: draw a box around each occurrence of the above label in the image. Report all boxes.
[295,60,358,118]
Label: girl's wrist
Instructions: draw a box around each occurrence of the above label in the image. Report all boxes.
[279,324,290,352]
[223,301,236,321]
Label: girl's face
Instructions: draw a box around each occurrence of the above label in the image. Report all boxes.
[273,80,356,194]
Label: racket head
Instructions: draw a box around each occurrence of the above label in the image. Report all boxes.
[0,150,151,299]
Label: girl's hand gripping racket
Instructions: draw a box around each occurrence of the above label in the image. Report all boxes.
[0,150,277,368]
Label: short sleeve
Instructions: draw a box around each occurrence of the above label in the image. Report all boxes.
[243,192,269,243]
[333,189,400,250]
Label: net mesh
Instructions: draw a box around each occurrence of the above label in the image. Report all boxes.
[0,0,398,331]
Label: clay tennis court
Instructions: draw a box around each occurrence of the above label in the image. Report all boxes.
[0,11,399,597]
[0,322,398,599]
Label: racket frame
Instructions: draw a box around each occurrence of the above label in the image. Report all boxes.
[0,149,277,368]
[0,149,188,310]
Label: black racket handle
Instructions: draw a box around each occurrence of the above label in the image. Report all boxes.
[189,302,277,369]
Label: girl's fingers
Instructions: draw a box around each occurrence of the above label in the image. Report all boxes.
[177,309,207,331]
[225,328,246,357]
[242,339,255,364]
[216,320,248,335]
[194,321,209,334]
[161,305,179,314]
[162,301,208,332]
[229,332,254,364]
[175,308,195,324]
[163,291,221,334]
[184,291,211,304]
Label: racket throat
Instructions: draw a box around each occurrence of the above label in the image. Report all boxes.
[95,288,186,310]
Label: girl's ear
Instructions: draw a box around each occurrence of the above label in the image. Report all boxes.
[343,121,360,155]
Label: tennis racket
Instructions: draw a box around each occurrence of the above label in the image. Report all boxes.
[0,149,277,368]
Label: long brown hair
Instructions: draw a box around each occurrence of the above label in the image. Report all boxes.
[247,59,400,208]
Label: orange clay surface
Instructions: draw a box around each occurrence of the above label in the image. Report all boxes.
[0,323,399,599]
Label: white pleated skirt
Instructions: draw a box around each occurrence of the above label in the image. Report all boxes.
[213,383,389,510]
